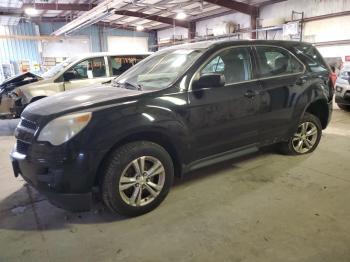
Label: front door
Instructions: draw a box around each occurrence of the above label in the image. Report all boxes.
[63,56,111,91]
[186,46,262,160]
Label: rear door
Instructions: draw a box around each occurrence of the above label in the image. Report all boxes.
[253,45,305,143]
[187,46,262,159]
[63,56,110,91]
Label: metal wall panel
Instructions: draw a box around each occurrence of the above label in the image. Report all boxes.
[0,22,155,73]
[0,23,41,73]
[260,0,350,20]
[38,22,151,53]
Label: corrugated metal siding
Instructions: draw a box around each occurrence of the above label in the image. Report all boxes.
[260,0,350,20]
[38,22,102,52]
[0,22,155,71]
[0,23,41,67]
[99,26,149,51]
[38,22,151,52]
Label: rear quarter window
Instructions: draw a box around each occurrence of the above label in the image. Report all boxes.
[293,45,329,73]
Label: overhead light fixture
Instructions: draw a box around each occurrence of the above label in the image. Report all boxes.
[24,7,39,16]
[175,11,187,20]
[136,25,144,31]
[62,11,114,35]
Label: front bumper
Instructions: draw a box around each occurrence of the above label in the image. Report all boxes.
[0,94,24,119]
[335,93,350,105]
[10,148,94,212]
[335,82,350,105]
[0,95,16,118]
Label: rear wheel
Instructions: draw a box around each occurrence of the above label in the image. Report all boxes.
[337,103,350,111]
[101,141,174,217]
[280,112,322,155]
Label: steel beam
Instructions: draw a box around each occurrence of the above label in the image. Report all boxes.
[204,0,257,15]
[22,3,96,11]
[250,12,257,39]
[188,21,196,39]
[114,10,189,28]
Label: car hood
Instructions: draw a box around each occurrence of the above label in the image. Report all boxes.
[23,85,151,116]
[0,72,43,94]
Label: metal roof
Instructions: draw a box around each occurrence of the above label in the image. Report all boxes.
[0,0,286,29]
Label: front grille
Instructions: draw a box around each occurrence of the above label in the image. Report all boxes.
[16,140,30,154]
[15,117,37,154]
[344,91,350,100]
[20,118,37,131]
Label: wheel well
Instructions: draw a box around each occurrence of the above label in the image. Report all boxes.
[305,99,329,129]
[30,96,46,103]
[94,131,182,186]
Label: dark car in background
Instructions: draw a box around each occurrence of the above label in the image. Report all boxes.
[11,40,333,216]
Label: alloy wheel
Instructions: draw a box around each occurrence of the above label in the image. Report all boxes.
[292,121,318,154]
[118,156,165,207]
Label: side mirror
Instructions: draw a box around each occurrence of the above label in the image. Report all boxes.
[192,73,225,90]
[63,71,76,82]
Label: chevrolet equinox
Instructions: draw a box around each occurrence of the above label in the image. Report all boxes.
[11,40,333,216]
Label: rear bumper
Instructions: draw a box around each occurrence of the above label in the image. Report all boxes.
[10,149,93,212]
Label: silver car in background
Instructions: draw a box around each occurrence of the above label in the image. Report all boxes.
[335,66,350,111]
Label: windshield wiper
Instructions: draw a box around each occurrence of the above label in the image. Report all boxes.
[116,80,143,91]
[102,80,112,84]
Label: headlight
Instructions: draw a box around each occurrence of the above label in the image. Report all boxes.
[37,112,92,146]
[336,86,343,92]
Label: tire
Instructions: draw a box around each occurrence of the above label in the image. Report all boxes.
[337,103,350,111]
[101,141,174,217]
[279,112,322,155]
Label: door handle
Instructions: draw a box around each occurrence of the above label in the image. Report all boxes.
[244,90,257,99]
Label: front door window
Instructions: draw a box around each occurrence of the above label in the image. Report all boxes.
[68,57,106,80]
[200,47,253,85]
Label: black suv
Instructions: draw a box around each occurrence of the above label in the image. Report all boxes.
[11,40,333,216]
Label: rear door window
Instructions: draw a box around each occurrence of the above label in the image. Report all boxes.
[109,55,146,76]
[255,46,304,77]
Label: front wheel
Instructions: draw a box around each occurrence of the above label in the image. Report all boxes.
[279,112,322,155]
[101,141,174,217]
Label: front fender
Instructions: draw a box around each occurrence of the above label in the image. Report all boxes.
[21,82,62,103]
[84,103,191,164]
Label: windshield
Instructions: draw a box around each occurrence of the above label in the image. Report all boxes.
[41,57,77,79]
[115,49,203,90]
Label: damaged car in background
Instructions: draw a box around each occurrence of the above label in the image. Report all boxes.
[0,52,150,119]
[0,72,42,119]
